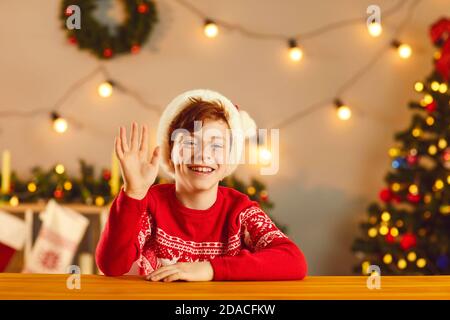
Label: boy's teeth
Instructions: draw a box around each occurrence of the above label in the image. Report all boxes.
[191,166,213,173]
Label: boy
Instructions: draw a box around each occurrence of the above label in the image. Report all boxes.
[96,89,307,281]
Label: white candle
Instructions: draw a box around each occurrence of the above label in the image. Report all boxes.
[1,150,11,194]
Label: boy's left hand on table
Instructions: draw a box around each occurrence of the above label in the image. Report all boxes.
[146,261,214,282]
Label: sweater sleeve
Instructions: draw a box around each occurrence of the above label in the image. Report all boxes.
[209,206,307,281]
[95,186,151,276]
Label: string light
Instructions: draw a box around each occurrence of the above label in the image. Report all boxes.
[408,184,419,195]
[55,164,65,174]
[397,258,407,269]
[431,81,440,91]
[288,39,303,62]
[434,179,444,190]
[51,112,68,133]
[391,40,412,59]
[95,196,105,206]
[383,253,393,264]
[438,138,447,149]
[247,186,256,195]
[98,81,114,98]
[407,252,417,262]
[27,182,37,193]
[381,211,391,222]
[416,258,427,268]
[368,227,378,238]
[203,19,219,38]
[439,83,448,93]
[414,81,424,92]
[9,196,19,207]
[64,181,73,191]
[379,225,389,236]
[367,21,382,37]
[388,147,401,157]
[426,116,435,126]
[334,99,351,121]
[391,182,401,192]
[423,94,434,104]
[411,127,422,137]
[428,145,438,155]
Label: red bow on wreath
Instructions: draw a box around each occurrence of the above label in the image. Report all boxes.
[430,18,450,81]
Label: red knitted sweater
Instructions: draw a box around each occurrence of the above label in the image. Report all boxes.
[96,183,307,280]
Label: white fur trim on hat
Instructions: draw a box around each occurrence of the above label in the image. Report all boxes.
[156,89,250,178]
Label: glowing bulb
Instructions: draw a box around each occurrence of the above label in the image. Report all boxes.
[388,147,401,157]
[64,181,72,191]
[9,196,19,207]
[55,164,65,174]
[361,261,370,274]
[408,184,419,195]
[407,252,417,262]
[95,196,105,206]
[414,81,424,92]
[383,254,393,264]
[390,227,399,237]
[398,43,412,59]
[368,22,382,37]
[288,39,303,62]
[27,182,37,193]
[416,258,426,268]
[381,211,391,222]
[438,138,447,149]
[379,225,389,235]
[98,81,113,98]
[439,83,448,93]
[411,128,422,137]
[336,105,352,120]
[423,94,434,104]
[391,183,401,192]
[397,259,407,269]
[426,116,435,126]
[435,179,444,190]
[247,186,256,195]
[204,20,219,38]
[368,227,378,238]
[258,147,272,164]
[428,145,438,155]
[431,81,440,91]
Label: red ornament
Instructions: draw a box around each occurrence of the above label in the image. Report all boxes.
[103,48,113,58]
[430,18,450,81]
[443,149,450,161]
[379,188,393,202]
[137,4,149,14]
[407,193,421,203]
[102,169,111,181]
[131,44,140,54]
[68,36,77,45]
[426,101,437,112]
[406,154,418,165]
[54,189,64,199]
[385,233,395,243]
[400,233,417,250]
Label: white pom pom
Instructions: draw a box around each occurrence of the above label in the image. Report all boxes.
[239,110,257,138]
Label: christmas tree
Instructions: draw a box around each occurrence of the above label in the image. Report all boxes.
[352,18,450,275]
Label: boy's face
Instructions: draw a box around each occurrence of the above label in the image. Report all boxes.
[172,119,230,192]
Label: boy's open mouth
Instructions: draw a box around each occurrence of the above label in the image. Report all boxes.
[187,165,216,174]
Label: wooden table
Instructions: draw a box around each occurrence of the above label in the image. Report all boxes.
[0,274,449,300]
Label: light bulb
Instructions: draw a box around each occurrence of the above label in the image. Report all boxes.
[288,39,303,62]
[395,41,412,59]
[335,100,352,121]
[51,112,68,133]
[368,22,382,37]
[204,20,219,38]
[98,81,113,98]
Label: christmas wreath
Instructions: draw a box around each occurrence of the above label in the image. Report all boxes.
[60,0,158,59]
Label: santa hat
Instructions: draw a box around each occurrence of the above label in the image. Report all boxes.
[156,89,256,178]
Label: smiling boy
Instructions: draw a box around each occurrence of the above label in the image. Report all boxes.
[96,89,307,281]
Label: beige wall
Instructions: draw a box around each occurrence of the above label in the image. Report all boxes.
[0,0,447,275]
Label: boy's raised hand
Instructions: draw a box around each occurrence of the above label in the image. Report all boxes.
[115,122,160,200]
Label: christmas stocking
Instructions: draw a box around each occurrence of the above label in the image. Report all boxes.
[0,210,26,272]
[23,199,89,273]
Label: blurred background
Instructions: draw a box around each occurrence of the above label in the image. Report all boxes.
[0,0,449,276]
